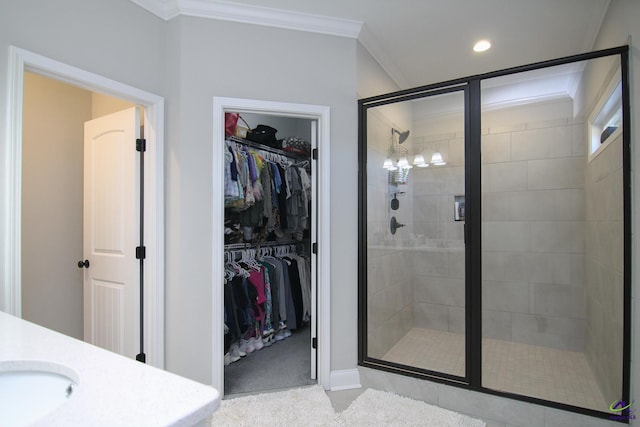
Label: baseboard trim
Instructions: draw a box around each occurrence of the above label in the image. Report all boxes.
[330,369,362,391]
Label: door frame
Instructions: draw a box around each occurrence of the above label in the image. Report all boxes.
[356,45,631,420]
[3,46,165,368]
[212,96,331,394]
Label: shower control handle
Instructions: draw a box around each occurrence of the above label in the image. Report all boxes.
[390,216,405,235]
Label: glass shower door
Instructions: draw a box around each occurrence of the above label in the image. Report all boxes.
[480,57,626,413]
[363,88,468,379]
[359,45,630,419]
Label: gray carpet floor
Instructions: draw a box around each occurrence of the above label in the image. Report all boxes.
[224,325,315,396]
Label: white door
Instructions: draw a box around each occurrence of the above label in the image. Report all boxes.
[83,107,140,358]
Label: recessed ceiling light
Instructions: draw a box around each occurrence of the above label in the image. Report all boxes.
[473,39,491,53]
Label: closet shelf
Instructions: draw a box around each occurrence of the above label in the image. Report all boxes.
[227,135,305,160]
[224,240,301,251]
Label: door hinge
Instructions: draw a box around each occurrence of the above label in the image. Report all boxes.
[312,242,317,254]
[136,246,146,260]
[312,148,318,160]
[464,224,468,245]
[136,138,146,152]
[312,337,317,349]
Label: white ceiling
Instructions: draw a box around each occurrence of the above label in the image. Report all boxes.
[130,0,611,94]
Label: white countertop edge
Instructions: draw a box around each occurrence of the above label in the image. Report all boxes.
[0,311,220,427]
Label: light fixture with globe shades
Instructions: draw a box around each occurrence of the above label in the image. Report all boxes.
[382,127,447,174]
[412,154,428,168]
[431,151,447,166]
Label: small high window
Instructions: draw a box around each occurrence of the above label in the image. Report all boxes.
[589,69,622,159]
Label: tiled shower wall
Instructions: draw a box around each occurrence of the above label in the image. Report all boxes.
[584,134,624,402]
[367,246,413,358]
[411,102,588,351]
[480,116,586,351]
[366,109,414,358]
[410,131,466,332]
[367,100,622,364]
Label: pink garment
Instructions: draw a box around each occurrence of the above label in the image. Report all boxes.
[248,268,267,305]
[247,268,267,324]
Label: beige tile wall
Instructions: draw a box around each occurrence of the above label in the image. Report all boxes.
[480,117,587,351]
[366,99,624,400]
[365,108,415,358]
[408,109,588,351]
[584,134,624,404]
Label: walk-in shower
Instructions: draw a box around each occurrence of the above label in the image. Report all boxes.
[358,46,630,420]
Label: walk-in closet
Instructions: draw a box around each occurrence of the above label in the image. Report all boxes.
[222,111,317,396]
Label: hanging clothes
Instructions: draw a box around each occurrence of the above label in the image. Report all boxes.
[224,137,311,245]
[223,132,313,369]
[223,244,311,364]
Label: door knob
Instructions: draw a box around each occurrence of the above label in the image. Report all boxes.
[77,260,90,269]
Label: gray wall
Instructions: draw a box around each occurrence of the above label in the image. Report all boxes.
[356,42,400,99]
[162,16,358,382]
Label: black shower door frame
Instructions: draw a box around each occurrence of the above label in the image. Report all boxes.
[357,45,630,421]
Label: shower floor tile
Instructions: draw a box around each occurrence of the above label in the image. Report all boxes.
[384,328,466,377]
[383,327,609,412]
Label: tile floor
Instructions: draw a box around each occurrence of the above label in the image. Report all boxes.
[383,327,610,412]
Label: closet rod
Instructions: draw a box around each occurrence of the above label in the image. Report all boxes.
[224,240,299,251]
[227,136,304,160]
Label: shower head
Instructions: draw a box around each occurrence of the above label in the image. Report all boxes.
[392,128,410,144]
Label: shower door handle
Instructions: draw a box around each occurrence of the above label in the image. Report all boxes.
[390,216,405,235]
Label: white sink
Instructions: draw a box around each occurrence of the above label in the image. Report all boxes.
[0,360,79,427]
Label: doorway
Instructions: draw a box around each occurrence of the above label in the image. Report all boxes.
[22,72,139,346]
[4,46,166,368]
[212,97,331,395]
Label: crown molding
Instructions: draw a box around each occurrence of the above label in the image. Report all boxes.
[129,0,362,38]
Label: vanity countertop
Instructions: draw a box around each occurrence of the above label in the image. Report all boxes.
[0,311,220,426]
